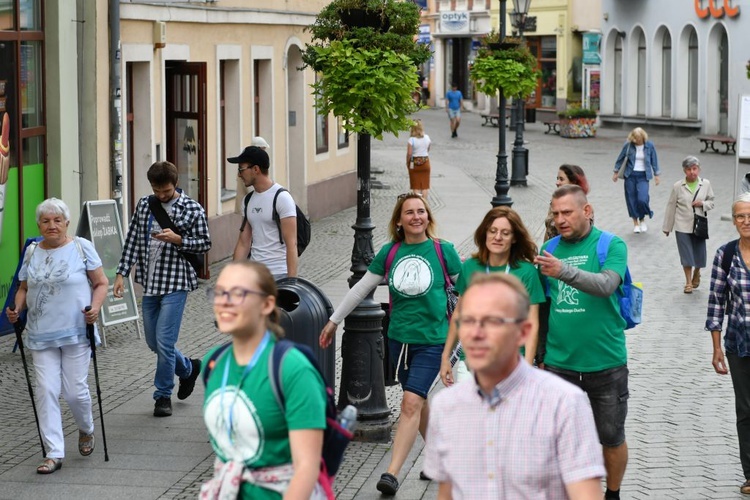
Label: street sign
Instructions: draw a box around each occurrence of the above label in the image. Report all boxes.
[523,16,537,33]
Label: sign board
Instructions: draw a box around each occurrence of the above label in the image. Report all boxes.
[522,16,537,33]
[76,200,139,326]
[739,95,750,159]
[439,11,469,34]
[582,32,602,65]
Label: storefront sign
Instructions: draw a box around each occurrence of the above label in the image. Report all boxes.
[695,0,740,19]
[418,24,431,45]
[440,12,470,34]
[582,32,602,65]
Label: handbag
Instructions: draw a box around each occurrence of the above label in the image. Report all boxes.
[692,184,709,240]
[616,143,631,179]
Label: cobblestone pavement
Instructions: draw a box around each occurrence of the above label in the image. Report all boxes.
[0,107,747,499]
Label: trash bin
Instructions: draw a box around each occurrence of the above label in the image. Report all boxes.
[380,303,398,386]
[276,277,335,386]
[525,107,536,123]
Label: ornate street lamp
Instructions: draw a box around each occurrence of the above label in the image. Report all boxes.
[490,0,513,207]
[510,0,532,187]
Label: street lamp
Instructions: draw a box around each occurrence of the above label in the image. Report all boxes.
[510,0,532,187]
[491,0,513,207]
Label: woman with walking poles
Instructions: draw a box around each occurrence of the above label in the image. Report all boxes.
[5,198,108,474]
[319,192,462,496]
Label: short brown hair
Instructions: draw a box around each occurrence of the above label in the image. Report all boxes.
[552,184,588,205]
[472,207,537,267]
[147,161,179,186]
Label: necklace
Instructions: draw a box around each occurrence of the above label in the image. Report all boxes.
[41,238,69,264]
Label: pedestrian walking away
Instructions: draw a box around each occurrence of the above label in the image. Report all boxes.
[114,161,211,417]
[445,83,464,138]
[706,192,750,496]
[612,127,661,234]
[535,184,630,500]
[5,198,108,474]
[406,119,432,199]
[230,145,298,279]
[441,206,544,387]
[425,273,605,499]
[662,155,715,294]
[319,192,462,496]
[201,261,328,499]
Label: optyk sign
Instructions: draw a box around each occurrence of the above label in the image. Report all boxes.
[440,11,469,33]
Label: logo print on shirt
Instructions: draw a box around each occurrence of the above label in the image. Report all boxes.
[252,207,262,214]
[390,255,433,297]
[204,387,265,463]
[557,283,579,306]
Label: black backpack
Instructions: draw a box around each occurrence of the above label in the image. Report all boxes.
[241,188,311,256]
[203,340,352,481]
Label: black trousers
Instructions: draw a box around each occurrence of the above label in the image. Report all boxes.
[727,353,750,479]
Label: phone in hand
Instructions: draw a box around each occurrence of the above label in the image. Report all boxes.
[151,230,161,236]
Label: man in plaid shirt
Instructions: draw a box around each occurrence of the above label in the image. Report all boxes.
[424,273,604,499]
[114,161,211,417]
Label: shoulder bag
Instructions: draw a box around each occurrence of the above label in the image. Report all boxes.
[692,184,709,240]
[616,143,631,179]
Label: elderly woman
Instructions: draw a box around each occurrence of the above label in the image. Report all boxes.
[612,127,661,233]
[406,120,432,198]
[662,156,715,294]
[5,198,108,474]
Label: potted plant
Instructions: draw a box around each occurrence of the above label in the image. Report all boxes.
[303,0,430,139]
[469,36,538,102]
[557,106,598,138]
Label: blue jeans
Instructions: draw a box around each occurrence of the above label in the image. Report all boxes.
[624,171,652,220]
[142,291,191,399]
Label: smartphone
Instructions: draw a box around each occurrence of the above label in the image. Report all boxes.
[151,230,161,236]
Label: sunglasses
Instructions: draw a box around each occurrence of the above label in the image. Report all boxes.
[397,192,423,200]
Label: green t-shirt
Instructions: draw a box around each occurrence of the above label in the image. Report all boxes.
[369,239,462,345]
[541,227,628,372]
[202,336,327,500]
[454,257,545,358]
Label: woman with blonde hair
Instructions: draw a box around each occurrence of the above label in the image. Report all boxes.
[612,127,661,233]
[406,120,432,198]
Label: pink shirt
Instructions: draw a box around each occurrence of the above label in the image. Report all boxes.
[424,360,605,499]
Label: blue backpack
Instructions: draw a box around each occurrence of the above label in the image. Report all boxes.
[545,231,642,330]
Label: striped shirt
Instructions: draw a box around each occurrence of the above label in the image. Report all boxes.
[423,360,605,500]
[706,242,750,356]
[116,192,211,296]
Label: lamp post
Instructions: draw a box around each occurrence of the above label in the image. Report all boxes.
[510,0,532,187]
[490,0,513,207]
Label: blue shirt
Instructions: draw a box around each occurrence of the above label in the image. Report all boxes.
[446,90,463,110]
[706,242,750,356]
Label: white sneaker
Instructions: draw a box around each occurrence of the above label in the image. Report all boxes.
[640,221,648,232]
[633,225,641,234]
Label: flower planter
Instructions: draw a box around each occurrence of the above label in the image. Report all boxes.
[559,118,597,138]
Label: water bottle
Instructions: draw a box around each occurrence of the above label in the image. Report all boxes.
[338,405,358,433]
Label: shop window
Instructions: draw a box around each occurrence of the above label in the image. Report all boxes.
[527,37,556,109]
[0,0,14,30]
[315,75,328,154]
[20,41,42,128]
[20,0,42,31]
[688,30,698,119]
[337,118,349,149]
[661,31,671,117]
[636,31,646,116]
[614,36,622,115]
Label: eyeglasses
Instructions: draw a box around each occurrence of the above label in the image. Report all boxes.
[237,165,254,174]
[206,287,268,305]
[487,229,513,239]
[456,315,525,331]
[734,214,750,223]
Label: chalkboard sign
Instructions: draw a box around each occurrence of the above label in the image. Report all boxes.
[76,200,139,327]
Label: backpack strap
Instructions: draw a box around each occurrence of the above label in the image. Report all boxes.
[433,239,452,286]
[272,188,287,245]
[384,242,401,314]
[542,236,562,297]
[201,342,233,387]
[268,339,295,411]
[239,191,254,233]
[721,239,739,276]
[23,241,39,266]
[73,237,88,266]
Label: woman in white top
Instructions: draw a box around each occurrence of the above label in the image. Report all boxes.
[406,119,432,198]
[612,127,661,233]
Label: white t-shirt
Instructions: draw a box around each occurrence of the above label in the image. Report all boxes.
[409,135,431,157]
[633,144,646,172]
[244,183,296,276]
[146,196,179,296]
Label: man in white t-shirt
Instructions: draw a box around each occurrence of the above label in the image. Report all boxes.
[229,146,297,278]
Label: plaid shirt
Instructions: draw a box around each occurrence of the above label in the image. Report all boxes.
[116,192,211,295]
[706,242,750,356]
[423,360,605,499]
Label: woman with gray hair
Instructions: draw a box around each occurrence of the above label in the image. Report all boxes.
[662,156,715,293]
[4,198,108,474]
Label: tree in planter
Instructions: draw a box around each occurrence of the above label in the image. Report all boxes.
[303,0,429,442]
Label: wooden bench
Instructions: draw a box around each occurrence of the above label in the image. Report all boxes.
[480,112,512,127]
[697,135,736,155]
[543,120,561,134]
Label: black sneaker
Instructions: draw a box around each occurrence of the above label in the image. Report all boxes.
[419,470,431,481]
[376,472,399,495]
[177,358,201,400]
[154,397,172,417]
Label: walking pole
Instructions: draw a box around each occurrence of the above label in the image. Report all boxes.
[10,304,46,458]
[85,306,109,461]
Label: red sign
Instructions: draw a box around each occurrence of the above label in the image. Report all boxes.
[695,0,740,18]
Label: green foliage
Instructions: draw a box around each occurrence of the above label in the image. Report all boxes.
[302,0,429,138]
[469,46,539,98]
[557,107,598,119]
[310,39,419,139]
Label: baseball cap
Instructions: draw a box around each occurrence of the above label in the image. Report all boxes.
[226,146,270,170]
[251,136,270,149]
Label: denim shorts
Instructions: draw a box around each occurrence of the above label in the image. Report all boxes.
[545,364,629,447]
[388,339,443,399]
[448,108,461,119]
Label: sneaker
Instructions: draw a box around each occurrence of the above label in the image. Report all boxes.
[154,397,172,417]
[451,130,457,138]
[419,470,432,481]
[633,225,641,234]
[376,472,399,495]
[639,221,648,232]
[177,358,201,400]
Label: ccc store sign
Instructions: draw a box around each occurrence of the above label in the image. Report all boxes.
[695,0,740,18]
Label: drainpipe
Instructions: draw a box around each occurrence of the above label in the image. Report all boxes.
[109,0,123,218]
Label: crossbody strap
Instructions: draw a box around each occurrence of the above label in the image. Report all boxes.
[148,195,181,235]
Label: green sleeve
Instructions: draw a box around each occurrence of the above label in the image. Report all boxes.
[282,349,327,431]
[603,236,628,282]
[368,242,394,276]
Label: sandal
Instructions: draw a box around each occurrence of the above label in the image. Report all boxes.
[684,284,693,294]
[741,479,750,494]
[79,430,95,456]
[376,472,400,495]
[37,458,62,474]
[692,270,701,289]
